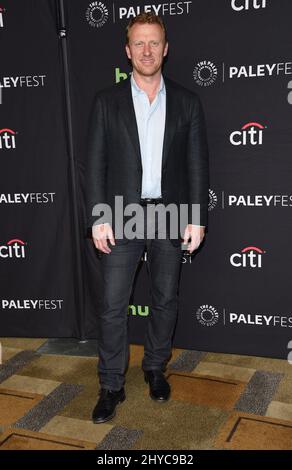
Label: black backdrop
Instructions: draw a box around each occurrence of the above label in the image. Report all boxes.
[1,0,292,359]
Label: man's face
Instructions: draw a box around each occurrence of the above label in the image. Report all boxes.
[125,23,168,77]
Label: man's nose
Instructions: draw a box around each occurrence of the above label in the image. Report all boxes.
[143,44,151,55]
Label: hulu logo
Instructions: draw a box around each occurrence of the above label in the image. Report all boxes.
[115,67,129,83]
[128,305,149,316]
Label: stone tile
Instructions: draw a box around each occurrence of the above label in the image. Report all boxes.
[0,338,47,350]
[41,416,112,444]
[273,376,292,404]
[0,375,61,396]
[1,347,23,363]
[166,372,245,410]
[0,428,96,450]
[266,401,292,422]
[0,388,43,425]
[194,361,255,382]
[215,412,292,450]
[204,352,291,374]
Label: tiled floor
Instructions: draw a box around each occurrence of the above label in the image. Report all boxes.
[1,338,292,450]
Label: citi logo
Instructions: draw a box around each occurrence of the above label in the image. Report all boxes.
[230,246,265,268]
[0,6,5,28]
[0,128,17,150]
[231,0,266,11]
[0,239,26,259]
[229,122,265,146]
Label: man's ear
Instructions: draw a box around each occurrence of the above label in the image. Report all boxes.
[163,42,169,57]
[125,44,131,60]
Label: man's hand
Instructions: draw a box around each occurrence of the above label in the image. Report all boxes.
[92,223,115,254]
[183,224,205,254]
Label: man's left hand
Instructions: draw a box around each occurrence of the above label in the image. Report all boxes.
[183,225,205,254]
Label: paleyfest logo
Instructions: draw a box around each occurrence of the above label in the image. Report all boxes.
[193,61,218,87]
[196,305,219,327]
[229,62,292,79]
[0,239,26,259]
[229,122,266,146]
[0,128,17,150]
[118,1,193,19]
[86,1,109,28]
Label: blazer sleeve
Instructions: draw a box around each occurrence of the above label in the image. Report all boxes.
[85,93,108,229]
[187,95,209,227]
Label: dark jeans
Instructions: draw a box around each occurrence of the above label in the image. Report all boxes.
[97,208,183,390]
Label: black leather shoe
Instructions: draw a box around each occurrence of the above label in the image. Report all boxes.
[92,387,126,423]
[144,370,170,402]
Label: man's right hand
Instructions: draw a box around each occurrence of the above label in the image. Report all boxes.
[92,223,115,254]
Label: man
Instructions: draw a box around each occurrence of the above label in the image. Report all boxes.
[85,12,209,423]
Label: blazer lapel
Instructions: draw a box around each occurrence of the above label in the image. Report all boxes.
[119,75,178,171]
[162,77,177,170]
[119,78,142,170]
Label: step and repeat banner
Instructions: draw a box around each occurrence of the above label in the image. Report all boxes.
[1,0,292,358]
[0,0,79,336]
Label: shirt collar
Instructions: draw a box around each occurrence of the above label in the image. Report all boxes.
[130,73,166,97]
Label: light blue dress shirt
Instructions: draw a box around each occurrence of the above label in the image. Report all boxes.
[131,73,166,198]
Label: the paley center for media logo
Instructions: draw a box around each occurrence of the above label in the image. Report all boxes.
[195,305,292,328]
[208,189,218,211]
[196,305,219,327]
[86,1,109,28]
[193,61,218,87]
[229,122,266,146]
[0,128,17,150]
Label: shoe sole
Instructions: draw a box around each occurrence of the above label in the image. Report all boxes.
[92,394,126,424]
[149,393,170,402]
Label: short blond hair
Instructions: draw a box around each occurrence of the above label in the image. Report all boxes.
[126,12,167,44]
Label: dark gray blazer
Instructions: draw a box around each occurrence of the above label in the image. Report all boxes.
[85,75,209,246]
